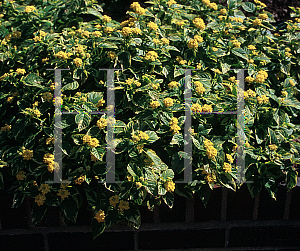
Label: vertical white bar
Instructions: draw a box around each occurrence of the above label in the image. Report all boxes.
[184,69,193,183]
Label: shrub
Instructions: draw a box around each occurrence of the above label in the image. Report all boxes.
[0,0,300,238]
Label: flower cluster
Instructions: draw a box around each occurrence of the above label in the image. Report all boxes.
[163,97,174,107]
[150,100,160,109]
[43,153,55,173]
[165,181,175,192]
[16,170,26,180]
[82,135,99,148]
[144,51,159,61]
[194,81,206,95]
[256,95,269,104]
[169,117,181,135]
[130,2,146,15]
[22,148,33,160]
[94,210,105,223]
[255,70,268,83]
[1,124,11,132]
[204,139,217,160]
[223,162,232,173]
[193,17,206,30]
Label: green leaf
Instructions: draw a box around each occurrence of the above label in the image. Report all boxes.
[162,192,174,208]
[118,51,131,69]
[91,147,105,161]
[145,149,168,170]
[85,7,102,18]
[91,218,105,239]
[12,192,25,208]
[84,188,97,208]
[263,178,277,199]
[231,48,248,60]
[125,206,141,229]
[31,203,48,225]
[75,113,91,131]
[162,169,174,180]
[171,151,191,174]
[62,81,79,91]
[286,167,298,190]
[23,73,45,88]
[227,0,237,9]
[145,131,159,143]
[196,184,211,207]
[241,2,255,12]
[61,196,79,223]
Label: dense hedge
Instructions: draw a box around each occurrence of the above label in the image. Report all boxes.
[0,0,300,238]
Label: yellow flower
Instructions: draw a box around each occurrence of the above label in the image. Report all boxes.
[35,193,46,207]
[214,69,222,74]
[118,200,130,213]
[82,135,92,144]
[22,149,33,160]
[253,18,262,26]
[46,137,54,145]
[167,0,177,6]
[132,28,142,35]
[148,22,158,31]
[39,184,50,195]
[33,109,41,117]
[219,8,227,15]
[7,96,14,103]
[289,79,296,87]
[176,56,187,65]
[91,152,98,162]
[256,95,269,104]
[231,39,241,48]
[268,144,278,151]
[42,92,53,102]
[163,97,174,107]
[96,98,105,107]
[144,51,159,61]
[92,30,102,37]
[153,38,160,44]
[188,39,198,49]
[132,134,140,143]
[170,123,181,134]
[139,131,149,140]
[258,13,268,20]
[0,124,12,132]
[191,103,202,113]
[33,36,41,42]
[73,58,82,67]
[194,35,203,43]
[205,173,215,183]
[245,142,250,148]
[87,138,99,148]
[281,91,288,96]
[104,27,114,33]
[223,162,232,173]
[16,68,26,75]
[109,195,119,207]
[25,6,36,13]
[245,76,254,83]
[196,63,202,69]
[165,181,175,192]
[16,170,26,180]
[150,100,160,109]
[75,175,85,185]
[226,154,234,163]
[97,118,107,129]
[202,104,213,112]
[248,59,254,64]
[168,81,179,89]
[122,27,132,37]
[161,38,169,45]
[94,210,105,223]
[255,70,268,83]
[57,189,70,200]
[208,2,218,10]
[43,153,54,164]
[107,51,117,60]
[102,15,111,22]
[0,14,4,18]
[193,17,206,30]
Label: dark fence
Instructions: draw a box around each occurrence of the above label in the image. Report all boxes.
[1,184,300,250]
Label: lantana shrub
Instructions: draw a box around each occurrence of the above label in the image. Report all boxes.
[0,0,300,238]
